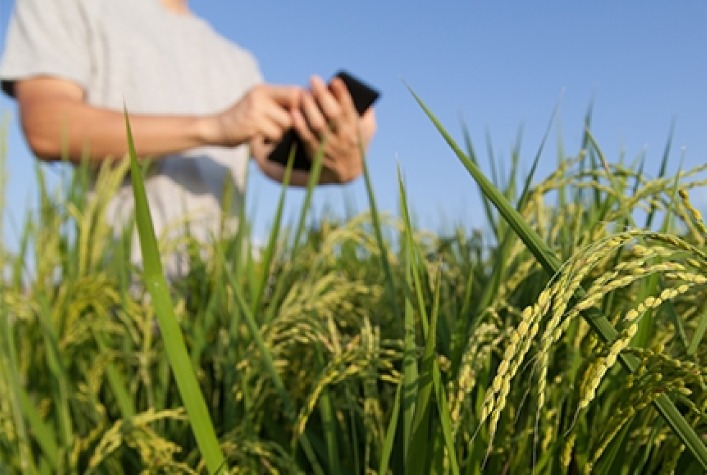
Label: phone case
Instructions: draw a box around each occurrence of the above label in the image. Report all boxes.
[267,70,380,171]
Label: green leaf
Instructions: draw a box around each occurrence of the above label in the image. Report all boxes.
[124,110,226,474]
[410,88,707,471]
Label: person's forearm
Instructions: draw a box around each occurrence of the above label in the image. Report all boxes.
[20,96,220,163]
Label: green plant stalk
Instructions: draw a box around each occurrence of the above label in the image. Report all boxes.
[226,145,324,474]
[91,328,135,419]
[401,200,431,474]
[0,305,43,474]
[361,146,397,303]
[378,381,402,475]
[461,105,545,336]
[315,349,342,475]
[429,311,459,475]
[32,167,74,453]
[124,111,226,474]
[363,144,405,472]
[398,171,459,474]
[406,321,435,475]
[598,422,634,474]
[584,129,635,228]
[410,89,707,470]
[407,271,460,475]
[230,281,324,475]
[687,304,707,356]
[249,149,294,316]
[401,259,418,466]
[461,125,496,232]
[655,171,691,351]
[644,122,675,230]
[397,169,429,339]
[37,296,73,452]
[343,387,362,474]
[291,140,326,253]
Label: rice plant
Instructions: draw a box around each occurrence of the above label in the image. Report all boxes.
[0,98,705,474]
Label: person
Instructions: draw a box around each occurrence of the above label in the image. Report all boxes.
[0,0,377,273]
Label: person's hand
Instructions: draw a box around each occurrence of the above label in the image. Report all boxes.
[292,75,377,184]
[249,76,377,186]
[208,84,302,148]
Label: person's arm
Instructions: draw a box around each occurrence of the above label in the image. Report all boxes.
[15,76,303,163]
[251,75,377,186]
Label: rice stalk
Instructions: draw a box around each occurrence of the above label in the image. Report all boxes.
[411,89,707,469]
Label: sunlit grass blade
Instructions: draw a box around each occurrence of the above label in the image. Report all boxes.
[0,306,44,474]
[427,279,460,475]
[36,296,72,450]
[397,170,458,474]
[291,140,326,252]
[461,122,496,232]
[583,129,634,227]
[398,169,429,337]
[517,95,560,213]
[361,155,403,473]
[469,119,545,317]
[408,88,560,274]
[410,88,707,470]
[595,422,633,474]
[645,121,675,229]
[398,172,428,474]
[401,257,418,466]
[361,143,396,302]
[687,298,707,356]
[124,110,226,474]
[252,144,322,325]
[378,381,402,475]
[249,148,294,315]
[315,349,342,475]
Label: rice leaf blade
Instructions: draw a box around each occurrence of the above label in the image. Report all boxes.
[124,110,226,474]
[250,149,294,315]
[410,89,707,470]
[378,381,402,475]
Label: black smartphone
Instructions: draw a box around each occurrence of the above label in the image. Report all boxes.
[267,70,380,171]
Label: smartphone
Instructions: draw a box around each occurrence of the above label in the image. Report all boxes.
[267,70,380,171]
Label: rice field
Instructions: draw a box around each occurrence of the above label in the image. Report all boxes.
[0,103,705,474]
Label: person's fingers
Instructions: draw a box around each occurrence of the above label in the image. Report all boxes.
[265,102,293,132]
[328,77,356,116]
[300,90,329,137]
[309,76,346,129]
[291,107,320,152]
[250,85,303,139]
[261,84,303,108]
[259,117,288,142]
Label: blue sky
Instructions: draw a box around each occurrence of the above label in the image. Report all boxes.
[2,1,707,248]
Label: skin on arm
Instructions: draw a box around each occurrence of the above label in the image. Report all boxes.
[15,75,376,186]
[14,76,302,164]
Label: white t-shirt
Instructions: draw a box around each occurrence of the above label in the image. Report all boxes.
[0,0,263,269]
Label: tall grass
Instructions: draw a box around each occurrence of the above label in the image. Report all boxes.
[0,100,705,474]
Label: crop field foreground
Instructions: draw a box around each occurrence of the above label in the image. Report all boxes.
[0,101,705,474]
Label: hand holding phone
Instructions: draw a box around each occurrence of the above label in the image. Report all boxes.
[267,70,380,170]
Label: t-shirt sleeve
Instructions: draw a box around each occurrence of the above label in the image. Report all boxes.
[0,0,90,97]
[241,50,264,90]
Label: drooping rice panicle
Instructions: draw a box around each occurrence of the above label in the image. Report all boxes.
[448,322,498,435]
[2,99,706,473]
